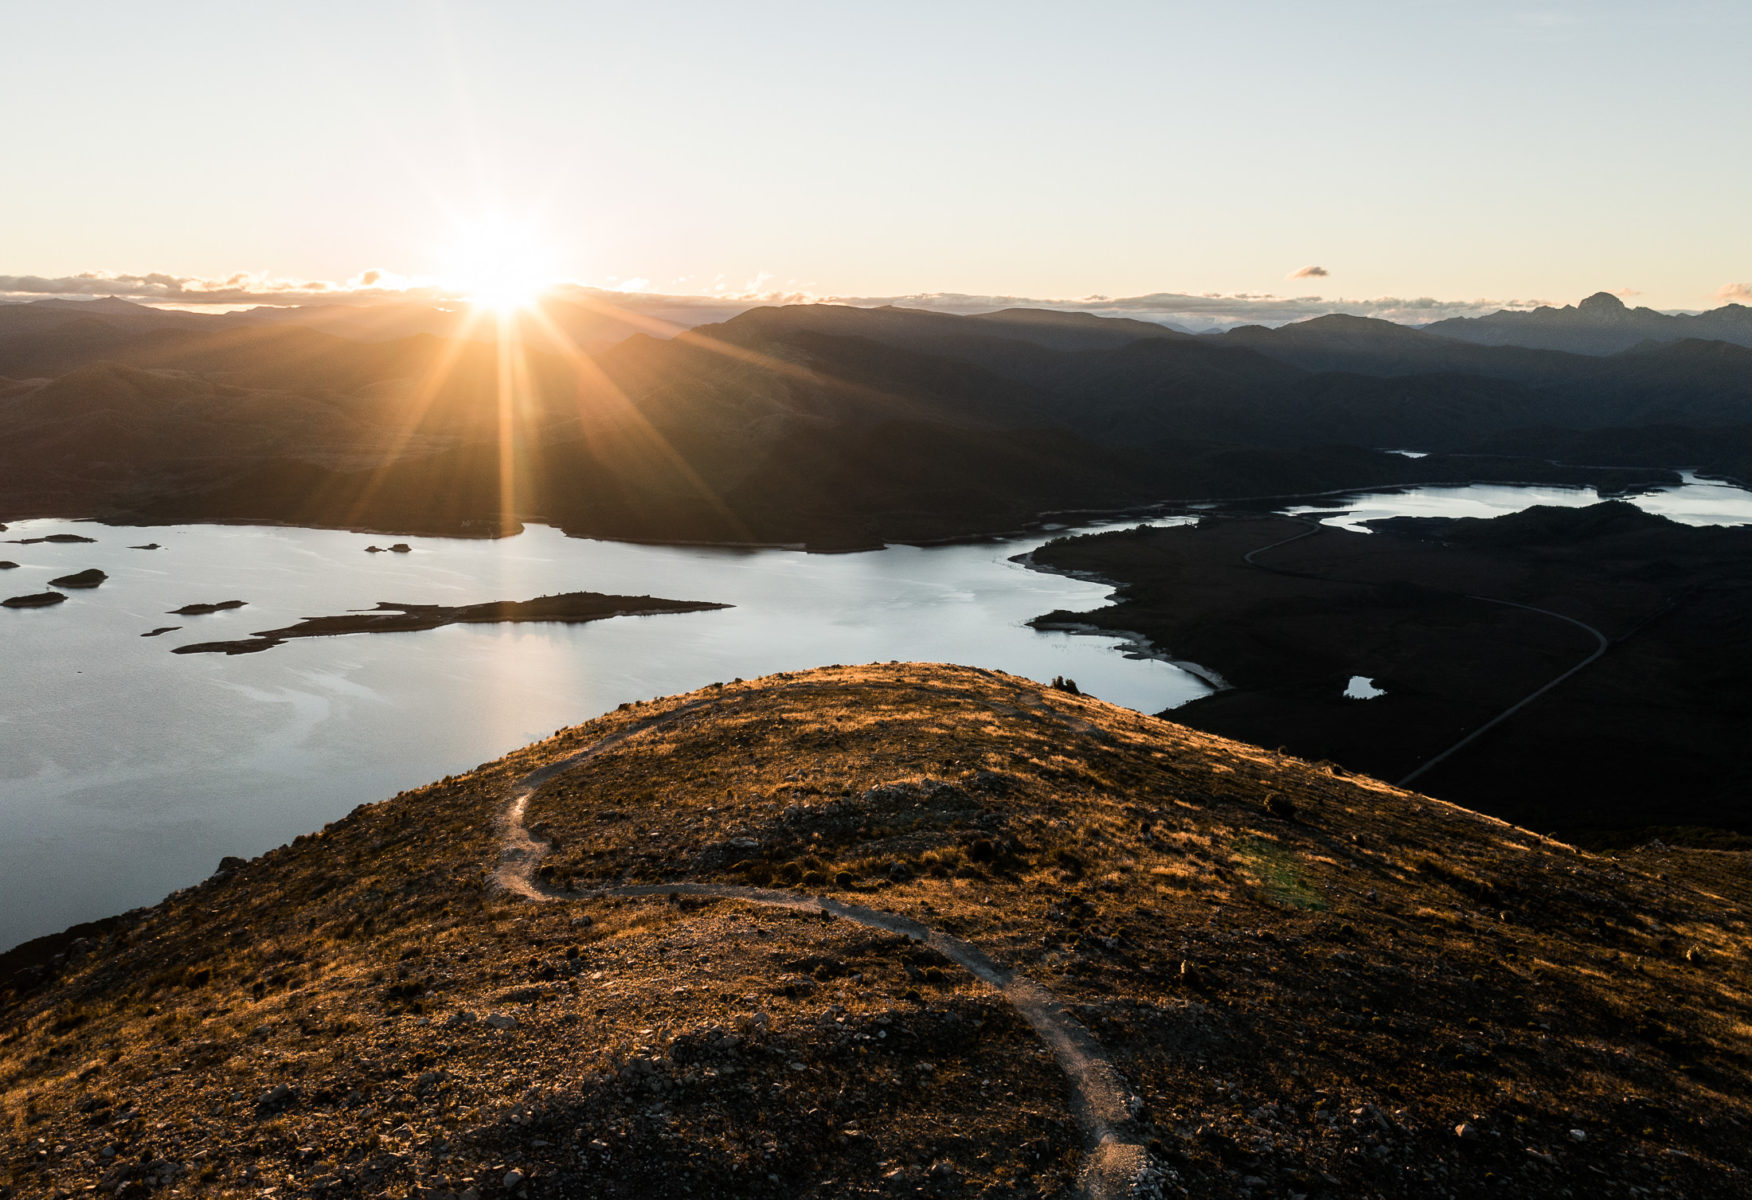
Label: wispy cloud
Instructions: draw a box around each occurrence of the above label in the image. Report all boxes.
[0,269,433,308]
[0,269,1646,331]
[814,290,1558,332]
[1717,282,1752,304]
[1287,265,1328,279]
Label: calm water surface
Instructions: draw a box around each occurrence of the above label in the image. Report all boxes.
[4,470,1749,949]
[1283,471,1752,531]
[1,515,1204,948]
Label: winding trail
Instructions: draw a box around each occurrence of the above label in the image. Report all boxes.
[1238,518,1615,790]
[492,690,1161,1200]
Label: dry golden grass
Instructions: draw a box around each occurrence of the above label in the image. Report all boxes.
[1,663,1748,1198]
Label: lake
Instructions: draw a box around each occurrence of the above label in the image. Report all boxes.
[1282,470,1752,531]
[4,470,1750,950]
[0,513,1206,949]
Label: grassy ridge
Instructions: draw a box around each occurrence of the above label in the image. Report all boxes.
[2,664,1748,1197]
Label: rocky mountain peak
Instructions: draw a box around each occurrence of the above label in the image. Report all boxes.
[1576,291,1629,316]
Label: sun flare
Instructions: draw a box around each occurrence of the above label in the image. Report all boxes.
[439,217,555,312]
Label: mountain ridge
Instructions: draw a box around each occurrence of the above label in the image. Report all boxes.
[1425,291,1752,354]
[2,663,1747,1197]
[1,298,1745,547]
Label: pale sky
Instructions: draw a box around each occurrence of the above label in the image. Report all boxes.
[3,1,1749,313]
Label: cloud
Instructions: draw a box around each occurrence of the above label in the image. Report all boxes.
[1287,265,1329,279]
[811,290,1559,332]
[1717,282,1752,304]
[0,270,1664,332]
[0,269,430,308]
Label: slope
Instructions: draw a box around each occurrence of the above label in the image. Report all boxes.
[1,665,1747,1199]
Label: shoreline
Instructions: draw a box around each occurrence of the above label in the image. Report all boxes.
[1028,617,1233,693]
[1013,548,1232,695]
[1,458,1719,558]
[5,467,1748,953]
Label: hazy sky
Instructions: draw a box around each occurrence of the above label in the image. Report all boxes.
[4,1,1749,311]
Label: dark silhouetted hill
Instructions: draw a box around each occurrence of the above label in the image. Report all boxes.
[3,299,1747,545]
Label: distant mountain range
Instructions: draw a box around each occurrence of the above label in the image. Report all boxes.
[3,294,1750,546]
[1423,291,1752,354]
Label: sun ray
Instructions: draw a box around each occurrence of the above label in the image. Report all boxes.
[327,234,946,545]
[516,302,755,540]
[339,302,496,529]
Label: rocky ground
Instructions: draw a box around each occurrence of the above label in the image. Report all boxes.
[1,664,1749,1198]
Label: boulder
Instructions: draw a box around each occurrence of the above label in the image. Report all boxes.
[253,1083,297,1116]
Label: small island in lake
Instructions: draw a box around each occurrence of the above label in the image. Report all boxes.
[169,600,248,615]
[172,591,730,655]
[48,568,106,589]
[3,592,67,608]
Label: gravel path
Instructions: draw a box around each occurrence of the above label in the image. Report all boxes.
[491,690,1164,1200]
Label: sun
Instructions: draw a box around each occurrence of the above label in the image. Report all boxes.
[439,217,555,313]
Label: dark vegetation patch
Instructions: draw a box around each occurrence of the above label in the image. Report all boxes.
[1031,507,1752,844]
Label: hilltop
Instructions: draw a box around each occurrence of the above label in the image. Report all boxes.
[2,664,1748,1198]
